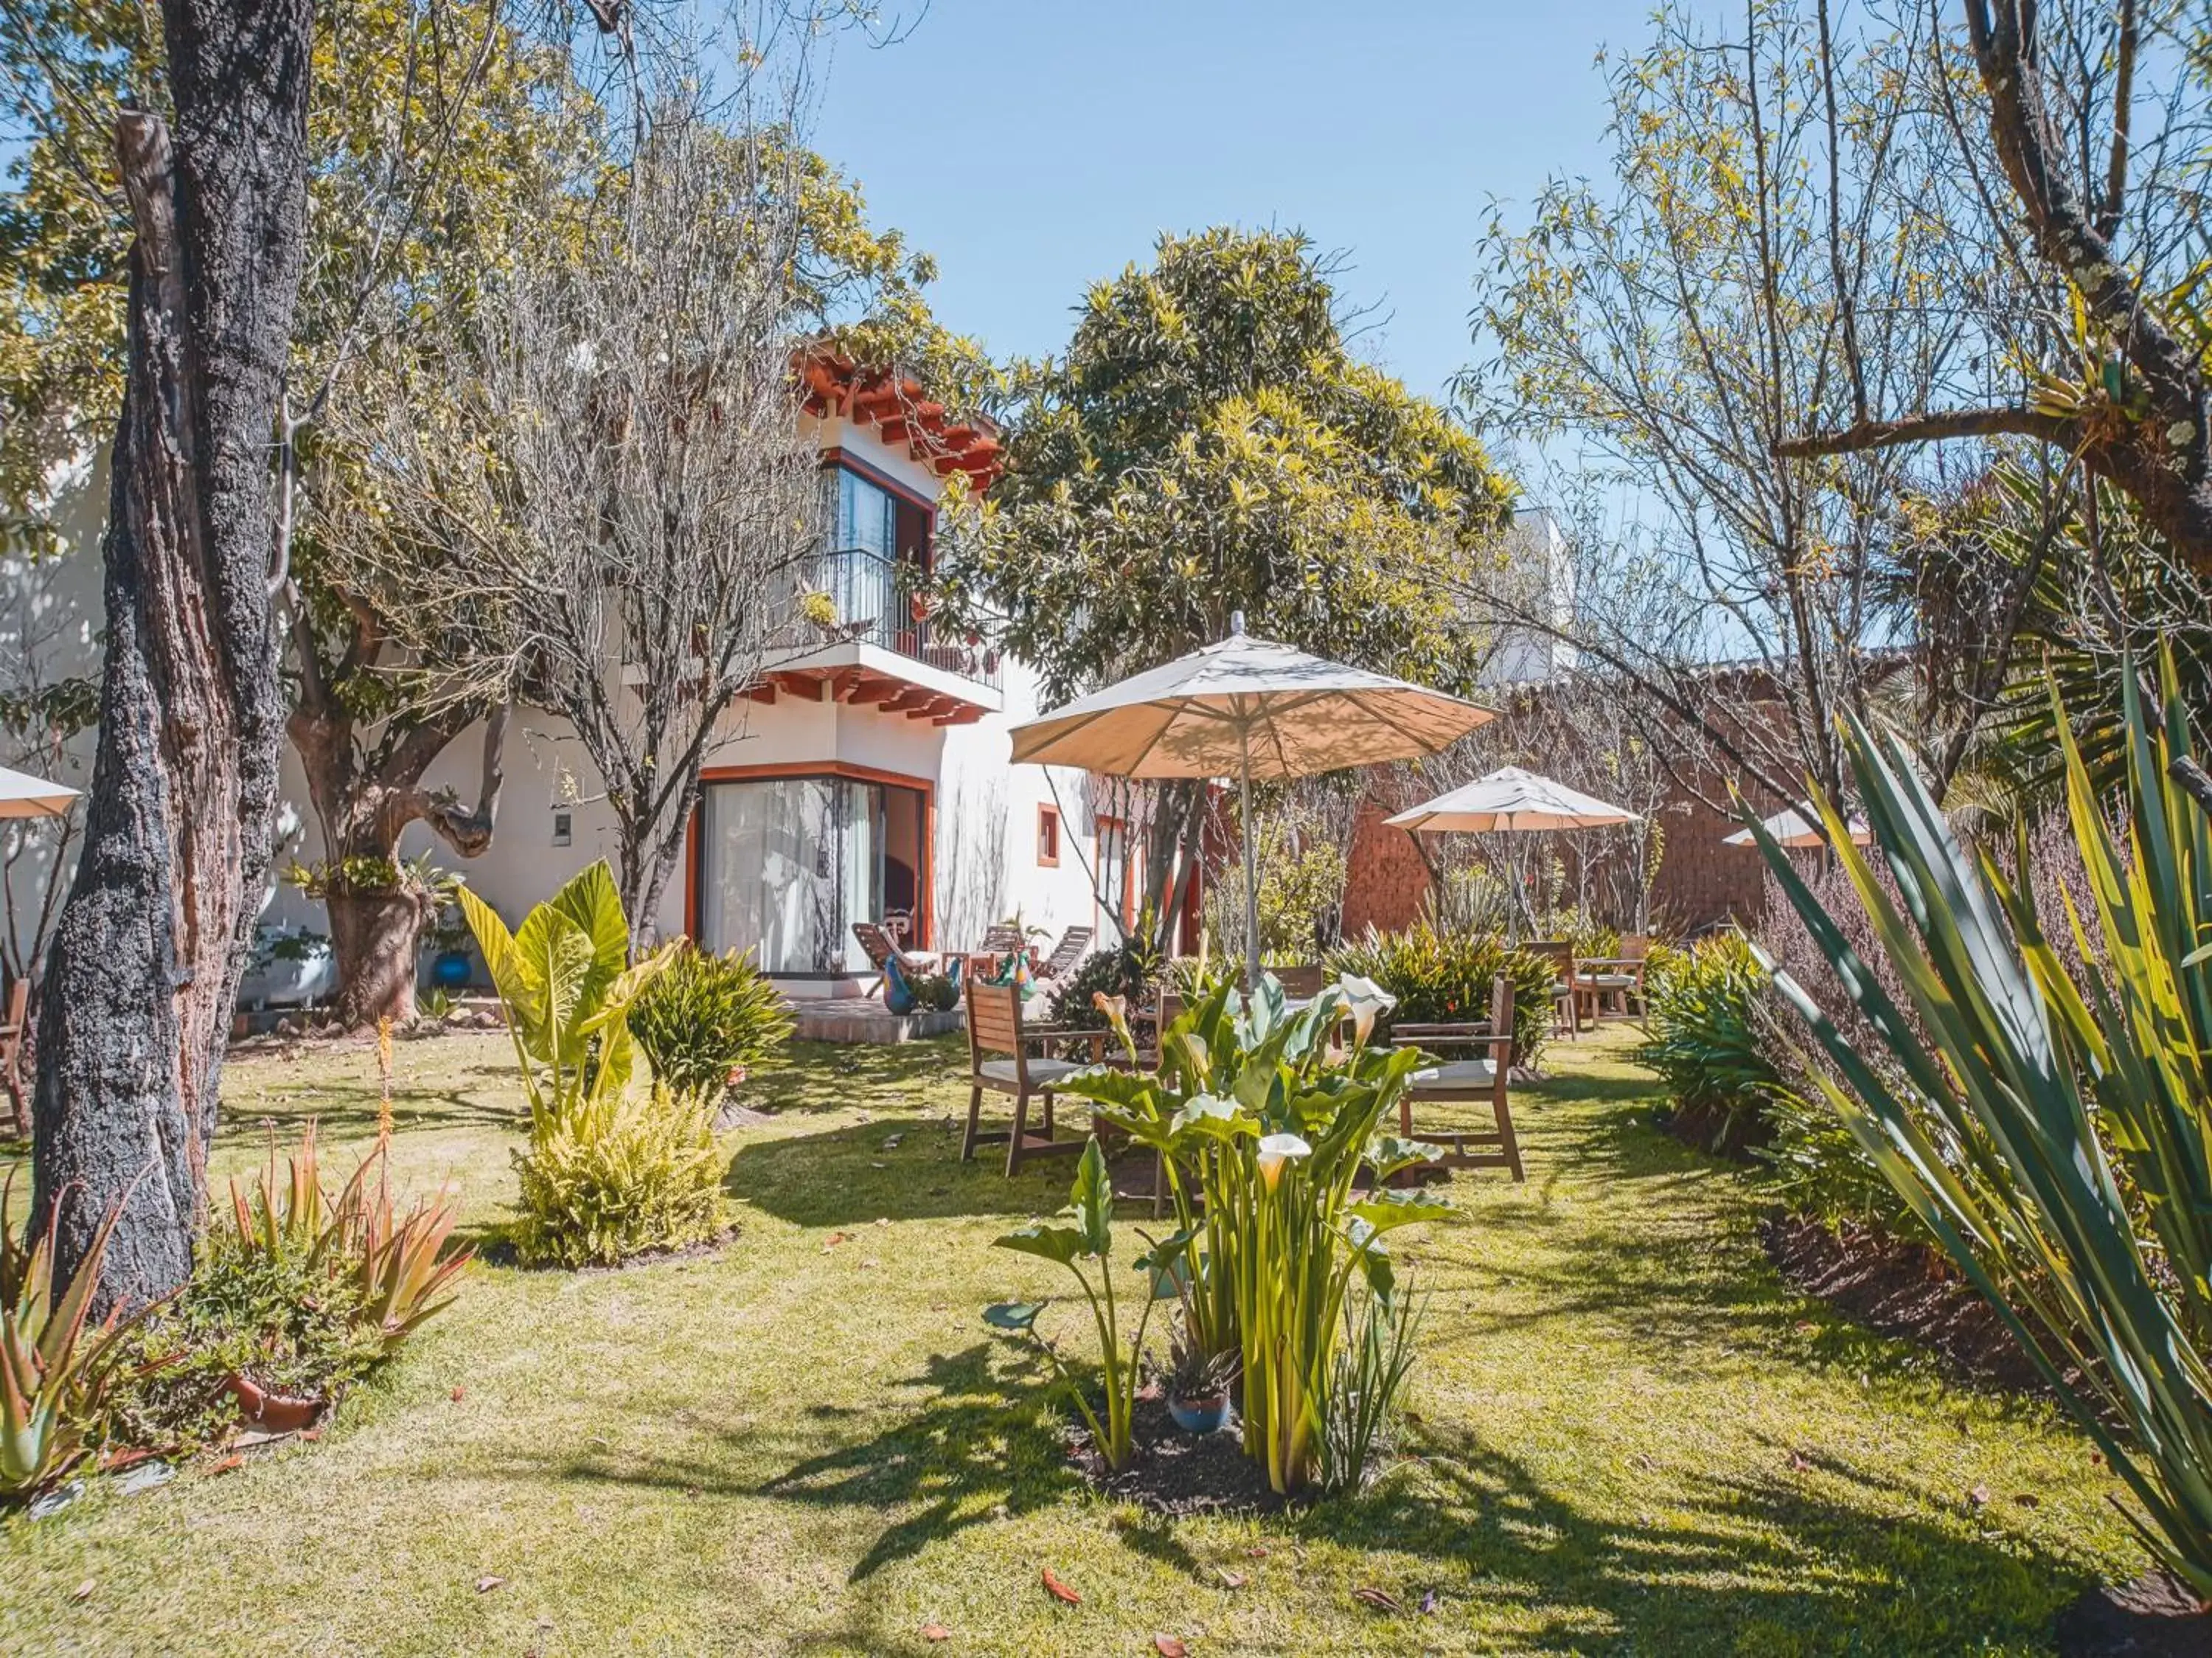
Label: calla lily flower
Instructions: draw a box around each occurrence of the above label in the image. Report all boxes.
[1338,974,1396,1048]
[1256,1131,1312,1189]
[1092,991,1135,1062]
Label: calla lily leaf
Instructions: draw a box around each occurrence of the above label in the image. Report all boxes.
[983,1300,1044,1332]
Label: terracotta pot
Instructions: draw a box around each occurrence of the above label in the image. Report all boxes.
[1166,1391,1231,1435]
[224,1373,324,1433]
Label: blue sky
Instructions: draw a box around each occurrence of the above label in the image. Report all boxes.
[809,1,1663,407]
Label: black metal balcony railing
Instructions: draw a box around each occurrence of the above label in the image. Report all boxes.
[799,546,1003,690]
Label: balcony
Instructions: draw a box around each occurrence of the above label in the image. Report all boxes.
[751,547,1004,725]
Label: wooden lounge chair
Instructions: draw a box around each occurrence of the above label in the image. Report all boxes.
[1390,974,1525,1181]
[1034,925,1094,980]
[0,979,24,1139]
[850,920,945,999]
[962,979,1107,1177]
[1525,940,1590,1038]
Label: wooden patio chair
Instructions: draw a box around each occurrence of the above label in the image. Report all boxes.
[1575,934,1649,1023]
[962,979,1107,1178]
[850,920,945,999]
[1034,925,1094,981]
[1389,974,1525,1181]
[0,979,25,1140]
[1525,939,1590,1038]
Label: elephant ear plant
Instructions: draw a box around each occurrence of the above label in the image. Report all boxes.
[1750,653,2212,1600]
[984,1137,1170,1474]
[458,860,678,1126]
[461,861,726,1268]
[1065,972,1448,1496]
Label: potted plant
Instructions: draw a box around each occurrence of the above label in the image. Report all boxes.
[1164,1325,1237,1435]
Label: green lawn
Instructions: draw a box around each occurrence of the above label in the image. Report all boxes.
[0,1024,2146,1655]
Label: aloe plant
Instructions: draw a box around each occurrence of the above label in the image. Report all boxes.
[223,1126,471,1355]
[1750,651,2212,1596]
[984,1137,1164,1473]
[1,1177,145,1500]
[1069,973,1447,1495]
[458,861,677,1125]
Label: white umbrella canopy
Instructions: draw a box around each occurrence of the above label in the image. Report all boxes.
[1386,766,1640,834]
[0,764,79,819]
[1008,617,1493,979]
[1724,804,1871,849]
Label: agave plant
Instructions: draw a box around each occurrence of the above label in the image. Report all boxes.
[1069,972,1447,1495]
[458,861,677,1125]
[1,1177,145,1500]
[1750,651,2212,1597]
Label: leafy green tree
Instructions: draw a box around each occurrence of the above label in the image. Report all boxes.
[935,227,1511,945]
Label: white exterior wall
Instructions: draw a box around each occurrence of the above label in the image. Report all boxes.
[13,416,1109,1003]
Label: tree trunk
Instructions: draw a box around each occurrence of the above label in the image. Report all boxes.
[322,887,433,1027]
[32,0,312,1315]
[287,694,510,1027]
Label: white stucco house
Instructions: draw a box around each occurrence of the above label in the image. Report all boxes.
[2,355,1133,1016]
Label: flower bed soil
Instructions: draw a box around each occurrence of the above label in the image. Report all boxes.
[1064,1390,1290,1518]
[1761,1212,2039,1393]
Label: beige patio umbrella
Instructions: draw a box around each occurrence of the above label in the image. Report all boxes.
[1009,616,1492,982]
[0,764,79,819]
[1385,766,1641,834]
[1723,804,1870,849]
[1386,766,1640,937]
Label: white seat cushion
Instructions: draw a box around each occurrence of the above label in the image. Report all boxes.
[978,1057,1084,1086]
[1410,1058,1498,1089]
[1580,973,1636,988]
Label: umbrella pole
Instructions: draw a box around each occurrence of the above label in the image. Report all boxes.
[1239,723,1260,993]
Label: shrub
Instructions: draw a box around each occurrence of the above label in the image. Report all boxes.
[1635,933,1798,1154]
[1,1179,146,1499]
[462,862,728,1268]
[1327,923,1554,1066]
[510,1085,728,1269]
[630,943,793,1108]
[1052,947,1145,1027]
[100,1130,469,1454]
[1753,656,2212,1598]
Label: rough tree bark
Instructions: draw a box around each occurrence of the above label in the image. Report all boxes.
[287,599,510,1025]
[32,0,313,1314]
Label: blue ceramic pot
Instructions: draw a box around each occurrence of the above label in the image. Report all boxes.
[1167,1392,1231,1435]
[432,950,473,990]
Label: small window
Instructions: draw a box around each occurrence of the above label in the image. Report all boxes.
[1037,805,1060,867]
[552,811,573,847]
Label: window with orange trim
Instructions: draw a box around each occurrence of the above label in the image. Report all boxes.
[1094,816,1135,929]
[1037,804,1061,867]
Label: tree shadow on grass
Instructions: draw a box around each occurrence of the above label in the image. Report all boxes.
[742,1037,968,1117]
[723,1111,1130,1228]
[538,1342,1071,1586]
[1286,1422,2096,1654]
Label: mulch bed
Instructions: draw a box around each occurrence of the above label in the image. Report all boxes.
[2055,1573,2212,1657]
[1761,1212,2041,1394]
[1064,1390,1291,1518]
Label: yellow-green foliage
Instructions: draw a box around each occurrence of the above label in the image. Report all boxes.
[511,1086,728,1270]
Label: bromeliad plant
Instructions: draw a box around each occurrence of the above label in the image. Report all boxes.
[1069,973,1447,1495]
[984,1137,1168,1474]
[1750,651,2212,1599]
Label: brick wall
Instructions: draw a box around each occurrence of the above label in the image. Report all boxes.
[1340,802,1433,937]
